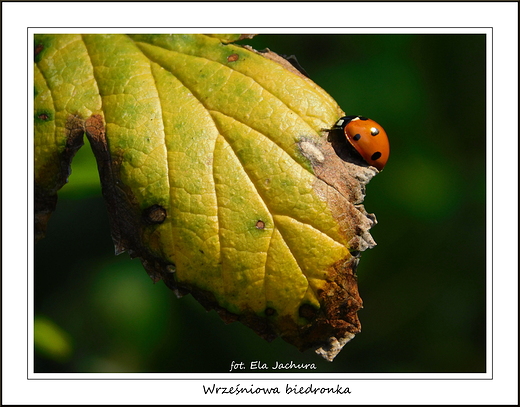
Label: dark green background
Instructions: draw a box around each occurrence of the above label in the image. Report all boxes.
[34,34,486,373]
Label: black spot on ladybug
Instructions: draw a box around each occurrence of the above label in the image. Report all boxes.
[264,307,276,316]
[353,133,361,141]
[371,152,382,161]
[143,204,167,224]
[255,220,265,229]
[370,127,380,136]
[299,304,318,320]
[358,116,369,121]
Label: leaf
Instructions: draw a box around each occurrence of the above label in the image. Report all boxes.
[34,34,380,360]
[34,34,102,239]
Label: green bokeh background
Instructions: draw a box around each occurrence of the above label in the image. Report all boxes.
[34,34,486,373]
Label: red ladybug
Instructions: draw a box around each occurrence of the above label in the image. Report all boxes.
[333,115,390,171]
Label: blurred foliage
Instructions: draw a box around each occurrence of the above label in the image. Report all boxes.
[34,34,486,373]
[34,315,73,362]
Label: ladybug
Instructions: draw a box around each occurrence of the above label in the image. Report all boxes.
[333,115,390,171]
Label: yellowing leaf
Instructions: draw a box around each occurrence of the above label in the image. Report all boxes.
[34,34,380,360]
[34,34,102,239]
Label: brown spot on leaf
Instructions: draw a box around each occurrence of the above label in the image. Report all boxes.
[85,114,105,142]
[143,204,167,224]
[227,53,239,62]
[265,307,276,316]
[34,43,44,57]
[255,220,265,229]
[38,113,49,121]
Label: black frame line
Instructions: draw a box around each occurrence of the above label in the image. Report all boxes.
[28,27,493,381]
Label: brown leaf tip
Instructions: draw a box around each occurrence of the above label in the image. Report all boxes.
[315,333,357,362]
[238,34,257,41]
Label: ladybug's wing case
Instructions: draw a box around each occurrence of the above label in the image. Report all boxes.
[333,116,390,171]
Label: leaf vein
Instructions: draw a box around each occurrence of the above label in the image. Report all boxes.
[131,40,317,175]
[148,61,173,223]
[216,130,325,298]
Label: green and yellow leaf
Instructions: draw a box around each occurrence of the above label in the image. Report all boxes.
[34,34,379,360]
